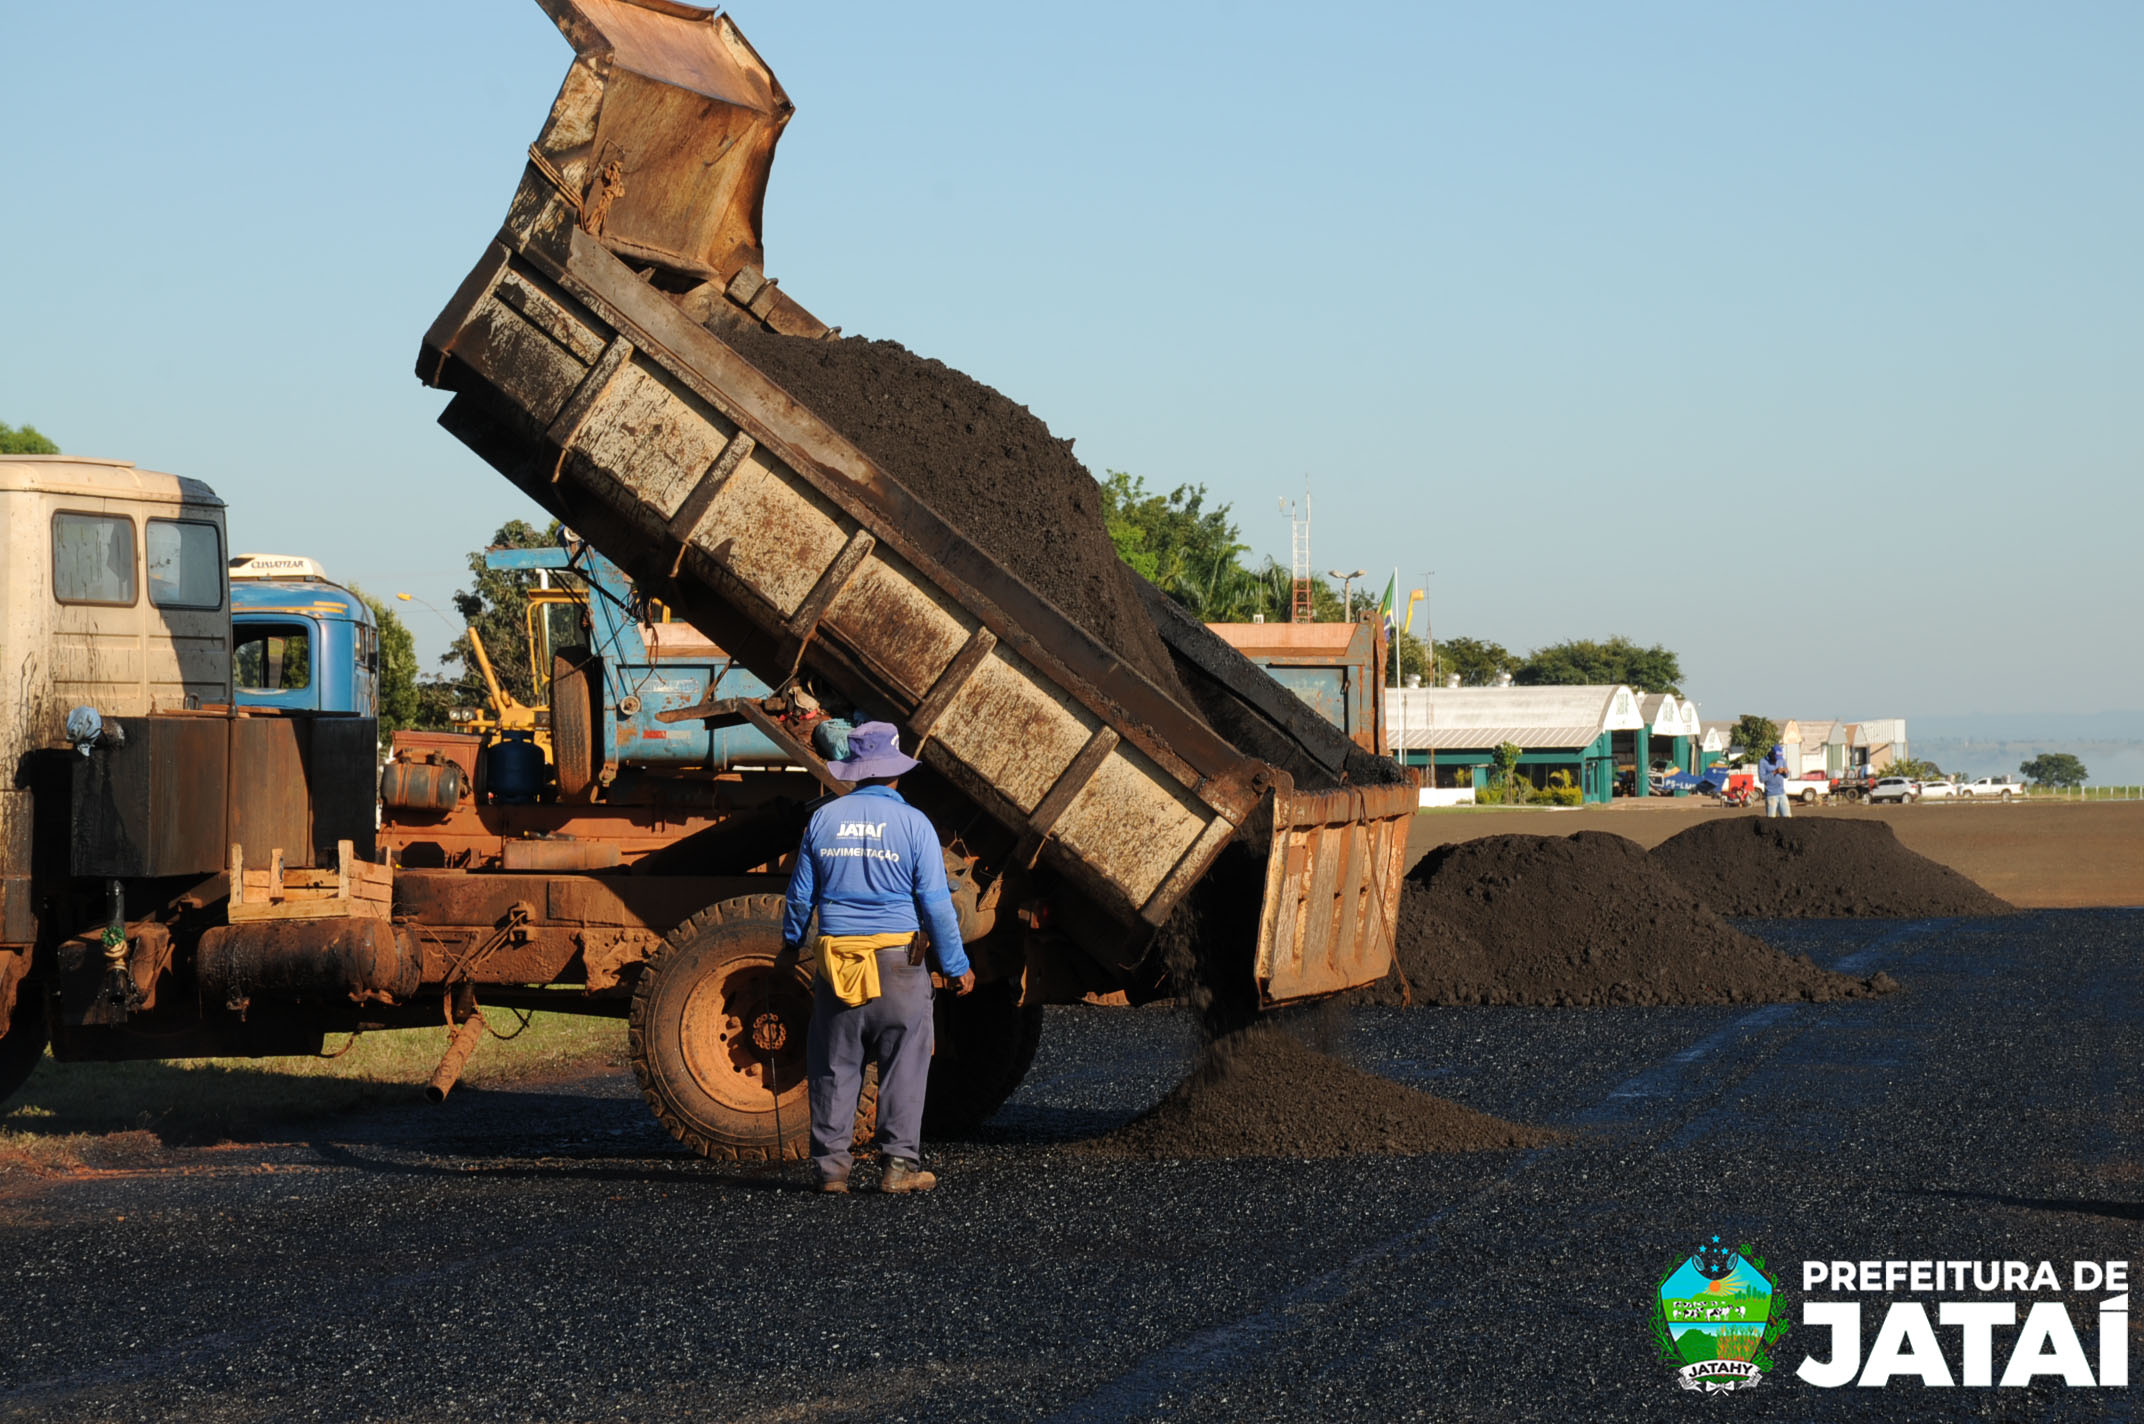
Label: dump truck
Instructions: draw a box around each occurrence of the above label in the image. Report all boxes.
[418,0,1415,978]
[0,0,1415,1164]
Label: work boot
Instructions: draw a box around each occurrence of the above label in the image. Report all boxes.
[879,1158,936,1194]
[814,1170,849,1195]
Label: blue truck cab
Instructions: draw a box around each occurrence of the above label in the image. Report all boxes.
[228,554,379,718]
[489,539,785,788]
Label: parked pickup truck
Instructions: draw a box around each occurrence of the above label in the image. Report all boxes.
[1787,771,1832,805]
[1958,775,2026,800]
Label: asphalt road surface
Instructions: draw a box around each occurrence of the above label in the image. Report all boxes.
[5,909,2142,1422]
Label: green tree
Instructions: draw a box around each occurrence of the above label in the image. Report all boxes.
[1393,628,1434,682]
[443,519,564,706]
[2020,752,2087,789]
[0,421,59,454]
[1484,741,1525,805]
[1438,635,1518,687]
[1515,636,1682,693]
[1099,472,1261,618]
[1729,715,1780,762]
[1885,756,1943,780]
[354,589,423,743]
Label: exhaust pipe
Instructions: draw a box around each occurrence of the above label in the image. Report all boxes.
[426,1013,487,1104]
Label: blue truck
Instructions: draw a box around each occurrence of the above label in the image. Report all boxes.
[228,554,379,722]
[375,534,819,873]
[486,538,788,794]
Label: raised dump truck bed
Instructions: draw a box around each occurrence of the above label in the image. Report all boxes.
[422,223,1413,1004]
[416,0,1411,1011]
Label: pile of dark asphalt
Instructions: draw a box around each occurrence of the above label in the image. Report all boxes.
[1080,1018,1555,1158]
[712,321,1192,708]
[1370,832,1901,1007]
[1654,816,2016,918]
[4,910,2140,1421]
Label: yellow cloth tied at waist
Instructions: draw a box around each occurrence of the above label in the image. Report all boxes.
[813,932,917,1008]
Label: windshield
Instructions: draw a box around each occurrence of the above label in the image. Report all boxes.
[234,623,312,693]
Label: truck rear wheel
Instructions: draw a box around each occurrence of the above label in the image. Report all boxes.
[0,970,47,1108]
[629,895,873,1162]
[924,980,1043,1134]
[551,652,598,801]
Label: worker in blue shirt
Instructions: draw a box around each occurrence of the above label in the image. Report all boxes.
[1761,742,1793,819]
[782,722,972,1194]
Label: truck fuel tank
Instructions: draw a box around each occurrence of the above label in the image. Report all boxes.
[197,918,421,1012]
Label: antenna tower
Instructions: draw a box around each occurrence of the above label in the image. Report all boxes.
[1280,484,1313,623]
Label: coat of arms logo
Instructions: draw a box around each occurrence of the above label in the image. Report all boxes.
[1651,1236,1791,1393]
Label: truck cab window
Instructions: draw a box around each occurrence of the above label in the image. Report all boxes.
[52,513,135,605]
[234,624,312,692]
[146,519,224,608]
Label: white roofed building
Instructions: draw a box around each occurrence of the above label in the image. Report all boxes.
[1384,684,1645,803]
[1635,693,1703,795]
[1850,719,1910,774]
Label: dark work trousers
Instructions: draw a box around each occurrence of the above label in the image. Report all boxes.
[807,949,935,1179]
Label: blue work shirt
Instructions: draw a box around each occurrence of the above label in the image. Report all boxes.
[1760,752,1791,796]
[780,785,970,977]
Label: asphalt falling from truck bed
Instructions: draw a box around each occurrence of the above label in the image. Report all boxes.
[1123,847,1551,1157]
[1650,817,2016,918]
[1372,832,1899,1007]
[710,322,1194,708]
[1081,1019,1556,1159]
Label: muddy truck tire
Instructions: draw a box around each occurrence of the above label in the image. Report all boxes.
[925,980,1042,1135]
[0,969,46,1108]
[630,895,873,1161]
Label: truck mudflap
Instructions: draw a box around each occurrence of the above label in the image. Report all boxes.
[1254,778,1414,1004]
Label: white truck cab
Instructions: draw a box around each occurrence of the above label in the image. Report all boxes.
[0,457,230,946]
[1,456,231,722]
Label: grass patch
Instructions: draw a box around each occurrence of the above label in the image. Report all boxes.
[0,1012,626,1163]
[1414,804,1567,815]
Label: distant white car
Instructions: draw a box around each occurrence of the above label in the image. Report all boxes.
[1914,777,1959,801]
[1959,775,2025,800]
[1869,776,1918,805]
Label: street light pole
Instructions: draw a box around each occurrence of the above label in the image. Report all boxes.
[394,591,456,631]
[1327,568,1365,622]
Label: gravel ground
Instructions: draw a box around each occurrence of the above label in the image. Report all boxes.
[3,910,2141,1422]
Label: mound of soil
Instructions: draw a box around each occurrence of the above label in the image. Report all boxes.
[714,322,1191,706]
[1375,832,1897,1006]
[1082,1023,1553,1158]
[1651,818,2014,919]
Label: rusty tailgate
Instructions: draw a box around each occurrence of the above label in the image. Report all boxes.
[1254,778,1416,1002]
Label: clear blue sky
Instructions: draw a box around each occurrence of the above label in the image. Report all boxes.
[4,1,2137,723]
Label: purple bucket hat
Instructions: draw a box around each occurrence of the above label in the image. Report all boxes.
[828,721,920,781]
